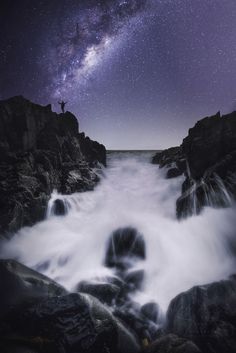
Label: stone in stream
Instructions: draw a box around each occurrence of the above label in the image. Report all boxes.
[53,198,68,216]
[104,227,146,270]
[123,269,145,291]
[141,302,160,324]
[77,280,121,305]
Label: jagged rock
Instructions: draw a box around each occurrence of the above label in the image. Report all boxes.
[152,111,236,218]
[166,275,236,353]
[182,112,236,180]
[144,334,202,353]
[0,96,106,236]
[104,227,146,270]
[152,147,186,179]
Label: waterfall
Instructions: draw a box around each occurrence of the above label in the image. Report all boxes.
[1,151,236,313]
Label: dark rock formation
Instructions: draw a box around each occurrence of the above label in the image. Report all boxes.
[0,259,141,353]
[141,302,160,324]
[144,334,202,353]
[166,275,236,353]
[0,96,106,236]
[0,259,67,316]
[77,280,121,305]
[53,199,68,216]
[105,227,146,270]
[152,146,186,179]
[152,111,236,218]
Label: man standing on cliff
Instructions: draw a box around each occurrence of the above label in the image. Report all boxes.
[58,100,67,113]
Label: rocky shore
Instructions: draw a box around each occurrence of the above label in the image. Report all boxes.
[1,227,235,353]
[152,111,236,217]
[0,96,106,237]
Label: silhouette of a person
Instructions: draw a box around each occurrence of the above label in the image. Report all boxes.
[58,100,67,113]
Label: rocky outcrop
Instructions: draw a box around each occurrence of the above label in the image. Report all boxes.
[0,260,141,353]
[152,147,186,179]
[0,96,106,236]
[152,111,236,218]
[166,275,236,353]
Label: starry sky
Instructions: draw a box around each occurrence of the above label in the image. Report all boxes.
[1,0,236,150]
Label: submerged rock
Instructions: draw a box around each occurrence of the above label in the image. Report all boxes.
[166,275,236,353]
[0,96,106,237]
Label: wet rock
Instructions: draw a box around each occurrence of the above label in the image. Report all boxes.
[0,96,106,237]
[77,280,121,305]
[141,302,159,324]
[152,147,186,178]
[167,167,183,179]
[1,292,141,353]
[166,275,236,353]
[144,334,202,353]
[124,269,145,291]
[152,111,236,218]
[53,199,67,216]
[105,227,146,270]
[0,259,67,317]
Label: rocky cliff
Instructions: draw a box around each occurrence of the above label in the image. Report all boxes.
[152,111,236,218]
[0,96,106,236]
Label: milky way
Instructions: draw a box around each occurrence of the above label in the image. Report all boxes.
[1,0,236,149]
[45,0,147,99]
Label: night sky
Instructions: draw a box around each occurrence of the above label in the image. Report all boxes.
[1,0,236,149]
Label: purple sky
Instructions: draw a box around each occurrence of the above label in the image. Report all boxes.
[1,0,236,149]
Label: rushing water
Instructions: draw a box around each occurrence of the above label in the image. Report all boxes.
[1,151,236,312]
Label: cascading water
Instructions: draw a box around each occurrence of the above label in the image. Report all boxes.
[1,151,236,313]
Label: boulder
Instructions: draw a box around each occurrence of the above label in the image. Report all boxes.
[77,280,121,305]
[0,259,67,317]
[104,227,146,270]
[166,275,236,353]
[0,292,141,353]
[141,302,160,324]
[53,199,67,216]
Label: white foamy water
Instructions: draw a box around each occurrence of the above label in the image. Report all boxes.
[1,151,236,312]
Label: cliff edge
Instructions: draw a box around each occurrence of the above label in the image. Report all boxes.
[0,96,106,236]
